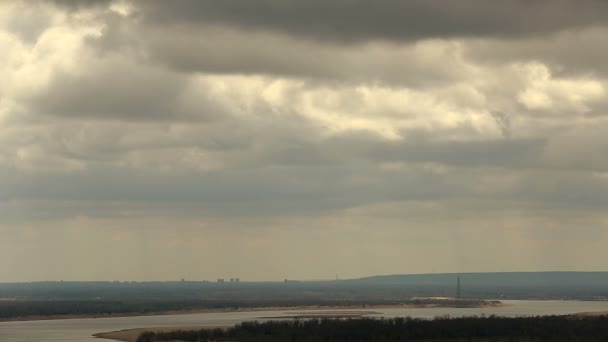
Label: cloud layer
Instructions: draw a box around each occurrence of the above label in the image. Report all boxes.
[1,1,608,281]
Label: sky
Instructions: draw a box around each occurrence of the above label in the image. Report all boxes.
[1,0,608,282]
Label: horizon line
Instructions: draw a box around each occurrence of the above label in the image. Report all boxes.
[2,270,608,284]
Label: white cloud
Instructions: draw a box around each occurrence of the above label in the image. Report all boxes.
[516,62,605,113]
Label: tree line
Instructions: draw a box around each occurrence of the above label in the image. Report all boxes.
[137,316,608,342]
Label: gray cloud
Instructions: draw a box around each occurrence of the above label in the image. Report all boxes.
[45,0,111,10]
[75,0,608,84]
[5,124,607,219]
[86,18,472,87]
[135,0,608,43]
[29,60,184,120]
[464,27,608,77]
[4,3,53,43]
[26,57,229,121]
[490,111,511,138]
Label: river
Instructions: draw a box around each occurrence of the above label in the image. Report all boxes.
[1,300,608,342]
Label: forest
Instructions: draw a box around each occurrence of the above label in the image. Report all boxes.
[136,316,608,342]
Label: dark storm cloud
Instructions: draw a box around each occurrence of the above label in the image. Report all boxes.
[135,0,608,43]
[67,0,608,86]
[82,8,470,87]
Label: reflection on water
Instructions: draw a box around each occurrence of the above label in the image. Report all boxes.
[1,300,608,342]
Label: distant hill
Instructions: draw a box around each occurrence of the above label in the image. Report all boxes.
[343,272,608,299]
[350,272,608,286]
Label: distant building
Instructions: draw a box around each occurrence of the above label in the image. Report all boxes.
[217,278,225,283]
[235,278,240,283]
[229,278,235,283]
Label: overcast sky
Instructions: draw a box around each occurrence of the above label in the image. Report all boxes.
[2,0,608,281]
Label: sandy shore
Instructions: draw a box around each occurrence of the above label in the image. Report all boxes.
[94,326,227,342]
[0,301,508,323]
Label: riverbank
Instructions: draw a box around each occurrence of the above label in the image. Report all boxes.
[0,300,508,322]
[98,315,608,342]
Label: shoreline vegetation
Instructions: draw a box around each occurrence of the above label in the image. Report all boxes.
[92,308,608,342]
[0,299,506,323]
[98,315,608,342]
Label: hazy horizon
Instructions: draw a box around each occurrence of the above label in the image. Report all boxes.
[5,270,608,284]
[2,0,608,282]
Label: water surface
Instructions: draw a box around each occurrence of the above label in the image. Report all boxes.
[1,300,608,342]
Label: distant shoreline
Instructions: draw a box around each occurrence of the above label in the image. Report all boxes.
[0,300,508,323]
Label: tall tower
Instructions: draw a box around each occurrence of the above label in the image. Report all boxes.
[457,275,461,299]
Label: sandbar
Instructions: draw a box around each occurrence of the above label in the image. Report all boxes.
[94,326,227,342]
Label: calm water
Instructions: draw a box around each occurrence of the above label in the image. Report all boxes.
[1,300,608,342]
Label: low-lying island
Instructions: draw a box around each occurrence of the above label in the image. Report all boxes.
[100,315,608,342]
